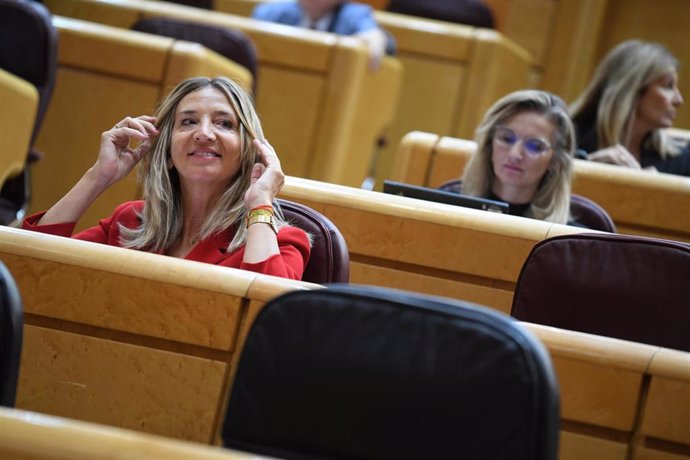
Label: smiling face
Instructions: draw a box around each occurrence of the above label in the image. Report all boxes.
[490,110,556,204]
[170,86,242,195]
[635,70,684,132]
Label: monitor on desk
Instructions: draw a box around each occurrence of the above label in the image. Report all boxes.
[382,180,509,214]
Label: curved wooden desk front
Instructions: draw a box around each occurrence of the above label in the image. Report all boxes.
[0,407,267,460]
[279,176,590,314]
[0,225,316,443]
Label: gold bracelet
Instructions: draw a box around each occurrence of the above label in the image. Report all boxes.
[247,208,274,220]
[246,214,278,234]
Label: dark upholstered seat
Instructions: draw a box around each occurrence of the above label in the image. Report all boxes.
[438,178,616,231]
[0,0,58,225]
[132,17,259,95]
[223,285,560,460]
[568,194,616,232]
[387,0,494,29]
[0,261,24,407]
[512,233,690,352]
[277,199,349,284]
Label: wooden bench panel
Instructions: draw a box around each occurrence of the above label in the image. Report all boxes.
[392,131,690,243]
[31,16,252,232]
[0,69,38,189]
[0,407,264,460]
[279,176,588,314]
[0,225,314,443]
[640,349,690,458]
[44,0,403,189]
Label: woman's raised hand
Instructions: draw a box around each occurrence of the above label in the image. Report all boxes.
[244,139,285,209]
[93,115,159,187]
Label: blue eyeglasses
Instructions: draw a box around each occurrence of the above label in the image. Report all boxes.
[493,126,552,156]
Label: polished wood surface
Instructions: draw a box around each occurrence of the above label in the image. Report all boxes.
[3,225,690,458]
[525,324,690,460]
[30,16,252,232]
[44,0,403,189]
[0,225,316,443]
[279,176,588,314]
[0,68,38,190]
[0,407,268,460]
[392,131,690,243]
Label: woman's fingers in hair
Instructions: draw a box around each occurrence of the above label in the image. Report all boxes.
[112,115,158,136]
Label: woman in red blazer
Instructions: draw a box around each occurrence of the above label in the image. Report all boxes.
[23,76,310,280]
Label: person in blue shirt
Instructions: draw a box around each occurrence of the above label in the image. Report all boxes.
[252,0,394,69]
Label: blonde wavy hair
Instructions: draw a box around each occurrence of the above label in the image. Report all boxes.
[462,90,575,224]
[570,40,680,158]
[120,76,286,253]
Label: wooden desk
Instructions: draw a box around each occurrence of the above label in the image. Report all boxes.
[279,176,589,314]
[0,407,268,460]
[0,225,316,443]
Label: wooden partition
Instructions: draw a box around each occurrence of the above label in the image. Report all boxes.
[525,323,690,460]
[211,0,533,187]
[0,68,38,192]
[0,407,265,460]
[3,227,690,458]
[392,131,690,243]
[0,225,316,443]
[30,16,252,232]
[44,0,403,189]
[278,176,588,314]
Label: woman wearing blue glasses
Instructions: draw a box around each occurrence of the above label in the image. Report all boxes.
[458,90,576,224]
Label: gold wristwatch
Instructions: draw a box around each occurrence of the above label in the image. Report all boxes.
[247,211,278,234]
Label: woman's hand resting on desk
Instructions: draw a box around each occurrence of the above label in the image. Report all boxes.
[588,144,641,169]
[92,115,159,188]
[244,138,285,209]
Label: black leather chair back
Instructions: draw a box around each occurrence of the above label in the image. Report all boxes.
[0,0,58,225]
[512,233,690,352]
[132,17,259,95]
[387,0,494,28]
[0,261,24,407]
[223,285,560,459]
[569,194,616,232]
[277,199,349,284]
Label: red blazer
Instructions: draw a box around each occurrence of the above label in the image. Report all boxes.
[23,201,310,280]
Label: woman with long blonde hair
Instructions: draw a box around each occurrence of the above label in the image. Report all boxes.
[570,40,688,176]
[459,90,575,224]
[23,76,310,279]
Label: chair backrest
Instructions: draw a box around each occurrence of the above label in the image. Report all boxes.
[223,284,560,460]
[0,0,57,146]
[438,179,616,232]
[277,199,350,284]
[569,193,616,232]
[0,0,58,225]
[387,0,494,28]
[511,233,690,352]
[0,261,24,407]
[132,16,259,94]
